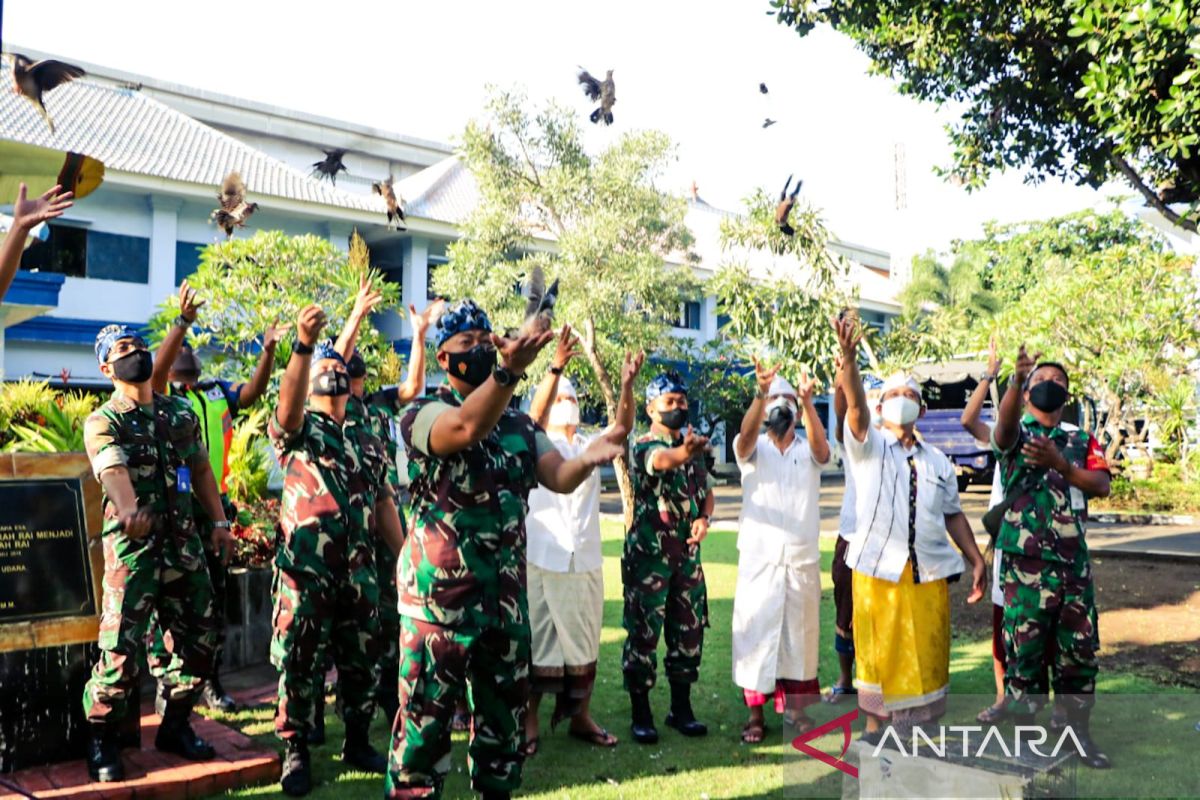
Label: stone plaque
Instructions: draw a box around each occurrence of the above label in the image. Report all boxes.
[0,478,94,623]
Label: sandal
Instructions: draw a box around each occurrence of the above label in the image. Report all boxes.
[784,714,816,734]
[741,721,767,744]
[451,711,470,733]
[824,684,856,704]
[976,703,1007,724]
[568,727,618,747]
[522,737,539,757]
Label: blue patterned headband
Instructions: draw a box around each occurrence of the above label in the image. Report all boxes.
[312,339,346,366]
[435,300,493,348]
[94,324,145,363]
[646,371,687,401]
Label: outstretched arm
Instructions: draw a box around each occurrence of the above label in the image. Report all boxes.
[994,344,1037,452]
[535,427,625,493]
[277,305,326,434]
[961,334,1000,442]
[1,184,73,302]
[832,316,869,443]
[152,281,204,394]
[396,299,445,405]
[736,358,777,462]
[236,321,289,409]
[335,276,383,362]
[529,326,579,426]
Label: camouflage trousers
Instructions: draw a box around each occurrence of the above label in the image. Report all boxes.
[621,548,709,692]
[146,495,235,689]
[376,537,401,711]
[83,531,216,724]
[271,567,381,740]
[385,613,530,799]
[1001,554,1099,715]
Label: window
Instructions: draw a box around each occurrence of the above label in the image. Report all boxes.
[674,300,702,331]
[20,226,150,283]
[716,313,731,331]
[175,242,206,284]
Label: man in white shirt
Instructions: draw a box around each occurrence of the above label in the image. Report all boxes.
[523,328,643,753]
[833,316,987,742]
[731,362,830,743]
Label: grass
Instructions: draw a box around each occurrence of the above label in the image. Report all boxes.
[219,522,1196,799]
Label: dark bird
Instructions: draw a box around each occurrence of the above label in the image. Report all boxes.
[521,265,559,334]
[762,118,778,129]
[372,176,406,230]
[577,68,616,126]
[210,172,258,238]
[9,53,85,133]
[759,82,769,94]
[775,174,803,236]
[311,148,348,185]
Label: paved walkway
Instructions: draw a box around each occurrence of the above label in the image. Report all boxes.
[601,476,1200,559]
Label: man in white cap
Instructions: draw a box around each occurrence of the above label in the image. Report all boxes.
[731,359,830,743]
[523,327,644,753]
[832,316,987,742]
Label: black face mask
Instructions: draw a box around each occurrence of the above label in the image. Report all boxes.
[111,349,153,384]
[311,369,350,397]
[347,353,367,379]
[766,406,795,437]
[1028,381,1069,413]
[657,407,689,431]
[446,344,497,387]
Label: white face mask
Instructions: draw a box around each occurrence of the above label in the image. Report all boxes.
[548,401,580,427]
[766,396,798,417]
[880,396,920,426]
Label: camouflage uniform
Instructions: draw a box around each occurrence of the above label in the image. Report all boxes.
[268,405,390,740]
[621,432,711,692]
[993,414,1109,715]
[82,392,218,724]
[385,385,554,799]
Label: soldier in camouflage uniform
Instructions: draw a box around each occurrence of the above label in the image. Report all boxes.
[992,346,1112,769]
[385,301,623,800]
[332,280,444,728]
[622,371,715,745]
[269,304,407,797]
[82,324,236,783]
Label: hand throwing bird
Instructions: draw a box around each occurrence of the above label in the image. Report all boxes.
[372,176,406,230]
[210,172,258,238]
[521,265,559,335]
[577,68,615,126]
[311,148,348,185]
[775,174,803,236]
[9,53,85,133]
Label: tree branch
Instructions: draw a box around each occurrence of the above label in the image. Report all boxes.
[1108,152,1197,234]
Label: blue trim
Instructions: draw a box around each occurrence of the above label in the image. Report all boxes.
[391,338,414,355]
[3,272,65,308]
[7,315,147,345]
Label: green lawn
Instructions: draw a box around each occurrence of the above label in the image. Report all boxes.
[219,522,1194,799]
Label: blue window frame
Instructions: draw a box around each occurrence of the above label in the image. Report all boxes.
[675,300,702,330]
[175,242,206,284]
[85,231,150,283]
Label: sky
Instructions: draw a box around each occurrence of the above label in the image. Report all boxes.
[4,0,1135,268]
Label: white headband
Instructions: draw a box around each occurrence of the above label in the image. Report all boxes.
[557,376,577,400]
[881,372,922,399]
[768,375,796,398]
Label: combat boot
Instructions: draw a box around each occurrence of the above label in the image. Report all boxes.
[629,690,659,744]
[1068,709,1111,769]
[155,701,216,760]
[86,723,124,783]
[342,721,387,773]
[201,675,239,713]
[280,738,312,796]
[664,680,708,737]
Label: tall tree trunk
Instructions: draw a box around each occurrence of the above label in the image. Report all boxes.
[580,317,636,528]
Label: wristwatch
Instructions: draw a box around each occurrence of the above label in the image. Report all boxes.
[493,365,525,387]
[213,520,232,530]
[293,340,314,355]
[549,365,564,376]
[173,314,191,330]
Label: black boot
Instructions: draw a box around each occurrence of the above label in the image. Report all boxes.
[378,689,400,729]
[155,701,216,761]
[664,680,708,737]
[308,691,326,746]
[341,721,387,774]
[280,738,312,796]
[629,690,659,744]
[86,723,124,783]
[1069,710,1111,769]
[154,680,169,718]
[202,675,239,713]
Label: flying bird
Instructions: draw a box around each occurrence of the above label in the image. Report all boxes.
[759,82,769,94]
[210,172,259,238]
[521,265,559,334]
[9,53,85,133]
[311,148,348,185]
[372,176,406,230]
[775,174,803,236]
[762,118,778,129]
[577,68,615,126]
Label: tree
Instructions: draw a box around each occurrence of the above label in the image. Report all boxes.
[147,230,399,389]
[432,88,697,523]
[709,188,851,386]
[674,339,755,442]
[769,0,1200,233]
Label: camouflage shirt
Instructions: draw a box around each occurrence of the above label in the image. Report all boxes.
[84,391,208,540]
[269,405,389,578]
[627,431,713,563]
[992,414,1109,570]
[397,385,554,628]
[364,388,403,494]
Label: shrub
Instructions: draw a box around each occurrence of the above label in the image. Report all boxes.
[225,407,271,506]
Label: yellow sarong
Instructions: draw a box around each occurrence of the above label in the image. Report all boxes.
[852,562,950,712]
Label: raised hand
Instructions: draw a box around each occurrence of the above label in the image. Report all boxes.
[178,280,206,324]
[297,304,327,347]
[987,333,1001,377]
[492,329,555,374]
[351,275,385,320]
[1013,343,1040,385]
[263,320,291,350]
[682,426,710,458]
[753,356,780,396]
[796,368,818,403]
[582,426,626,467]
[10,183,74,231]
[552,325,583,370]
[409,297,446,340]
[831,314,863,359]
[621,350,646,387]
